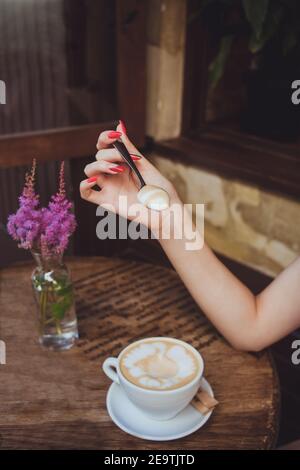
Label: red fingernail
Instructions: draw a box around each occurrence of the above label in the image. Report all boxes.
[119,120,127,135]
[108,131,122,139]
[111,165,125,173]
[87,176,97,183]
[131,154,141,160]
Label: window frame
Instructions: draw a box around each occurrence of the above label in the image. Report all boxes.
[154,0,300,199]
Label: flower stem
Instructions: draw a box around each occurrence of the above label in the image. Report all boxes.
[39,287,48,334]
[55,319,62,335]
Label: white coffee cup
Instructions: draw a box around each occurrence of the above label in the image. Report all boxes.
[102,337,204,421]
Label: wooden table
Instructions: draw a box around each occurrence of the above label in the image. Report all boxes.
[0,257,279,449]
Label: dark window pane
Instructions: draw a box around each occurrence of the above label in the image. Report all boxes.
[0,0,117,134]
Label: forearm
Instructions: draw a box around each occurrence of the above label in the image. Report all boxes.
[156,200,300,351]
[159,230,258,350]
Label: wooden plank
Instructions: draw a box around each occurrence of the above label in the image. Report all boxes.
[181,0,209,134]
[154,135,300,199]
[0,122,115,169]
[0,257,279,449]
[116,0,146,147]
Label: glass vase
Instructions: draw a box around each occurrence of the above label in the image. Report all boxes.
[31,251,78,350]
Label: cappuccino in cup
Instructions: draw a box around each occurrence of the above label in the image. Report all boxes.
[119,338,199,391]
[103,337,204,420]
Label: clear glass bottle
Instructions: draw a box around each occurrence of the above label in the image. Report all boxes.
[31,251,78,350]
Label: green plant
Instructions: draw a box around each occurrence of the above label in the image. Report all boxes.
[32,268,74,335]
[199,0,300,88]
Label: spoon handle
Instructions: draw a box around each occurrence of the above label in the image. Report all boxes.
[113,140,146,189]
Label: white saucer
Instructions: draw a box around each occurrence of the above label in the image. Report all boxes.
[106,377,214,441]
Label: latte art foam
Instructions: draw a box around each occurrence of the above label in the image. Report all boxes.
[120,340,199,391]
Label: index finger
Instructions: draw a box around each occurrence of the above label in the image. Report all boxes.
[96,130,122,150]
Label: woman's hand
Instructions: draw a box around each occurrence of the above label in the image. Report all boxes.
[80,122,179,231]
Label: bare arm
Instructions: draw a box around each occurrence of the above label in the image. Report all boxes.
[81,126,300,352]
[158,202,300,351]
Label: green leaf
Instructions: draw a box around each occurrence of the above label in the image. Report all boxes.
[51,292,73,321]
[248,4,283,53]
[51,303,67,321]
[243,0,269,40]
[208,35,233,89]
[55,284,72,297]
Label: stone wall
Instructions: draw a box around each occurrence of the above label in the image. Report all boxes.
[151,154,300,277]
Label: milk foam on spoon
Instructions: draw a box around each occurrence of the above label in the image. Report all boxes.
[137,184,170,211]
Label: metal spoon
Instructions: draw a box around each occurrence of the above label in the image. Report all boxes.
[113,140,146,189]
[113,139,170,211]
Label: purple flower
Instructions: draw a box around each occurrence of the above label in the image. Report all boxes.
[7,160,76,256]
[41,193,76,257]
[7,159,42,250]
[40,162,76,258]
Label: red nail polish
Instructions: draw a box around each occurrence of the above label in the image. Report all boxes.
[111,165,124,173]
[131,154,141,160]
[119,120,127,135]
[108,131,122,139]
[87,176,97,183]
